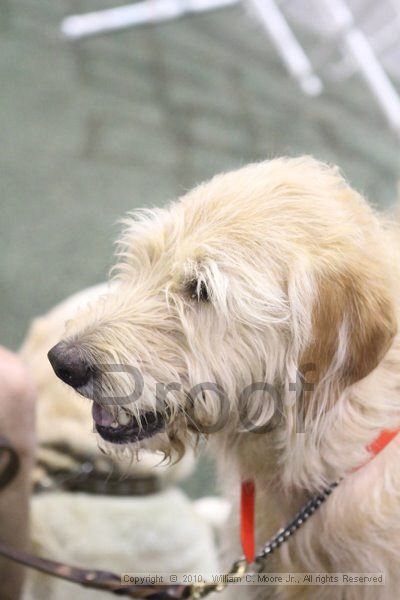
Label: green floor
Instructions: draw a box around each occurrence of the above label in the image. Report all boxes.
[1,1,399,496]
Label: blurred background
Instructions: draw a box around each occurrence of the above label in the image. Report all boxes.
[1,0,400,497]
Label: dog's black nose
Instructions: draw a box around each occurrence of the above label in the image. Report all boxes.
[48,342,91,388]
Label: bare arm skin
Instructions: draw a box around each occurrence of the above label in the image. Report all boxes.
[0,347,36,600]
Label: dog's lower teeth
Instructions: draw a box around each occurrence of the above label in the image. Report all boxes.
[118,411,131,426]
[110,421,119,429]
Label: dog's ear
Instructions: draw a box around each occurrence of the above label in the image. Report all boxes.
[299,267,397,388]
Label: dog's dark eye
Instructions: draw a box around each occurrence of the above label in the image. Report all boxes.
[187,280,209,302]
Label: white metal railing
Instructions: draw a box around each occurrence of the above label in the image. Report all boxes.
[61,0,240,39]
[61,0,400,139]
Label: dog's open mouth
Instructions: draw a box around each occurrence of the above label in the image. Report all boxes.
[92,402,165,445]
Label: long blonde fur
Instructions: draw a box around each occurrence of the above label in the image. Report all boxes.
[60,157,400,598]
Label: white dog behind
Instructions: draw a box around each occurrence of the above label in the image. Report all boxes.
[48,157,400,599]
[21,284,222,600]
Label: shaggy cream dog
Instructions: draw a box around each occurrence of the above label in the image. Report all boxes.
[48,157,400,599]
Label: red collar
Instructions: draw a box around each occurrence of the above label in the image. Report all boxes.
[240,428,400,563]
[366,428,400,456]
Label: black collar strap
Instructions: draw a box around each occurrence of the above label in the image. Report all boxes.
[34,441,162,496]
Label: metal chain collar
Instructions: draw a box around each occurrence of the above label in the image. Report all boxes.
[190,480,341,598]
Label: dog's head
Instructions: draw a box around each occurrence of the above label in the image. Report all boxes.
[48,157,398,461]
